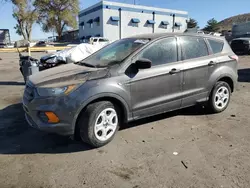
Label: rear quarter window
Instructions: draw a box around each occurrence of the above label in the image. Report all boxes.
[207,39,224,54]
[180,36,209,60]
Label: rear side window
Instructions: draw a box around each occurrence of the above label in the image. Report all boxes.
[180,36,208,60]
[139,37,178,66]
[208,39,224,54]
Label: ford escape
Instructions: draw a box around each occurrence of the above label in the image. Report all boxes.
[23,33,238,147]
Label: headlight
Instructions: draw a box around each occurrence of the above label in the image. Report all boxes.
[37,85,77,97]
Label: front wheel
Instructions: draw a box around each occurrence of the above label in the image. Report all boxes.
[77,101,120,148]
[208,81,231,113]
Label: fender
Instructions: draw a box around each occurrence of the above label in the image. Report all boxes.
[217,73,237,86]
[72,92,131,127]
[208,65,237,93]
[215,73,236,92]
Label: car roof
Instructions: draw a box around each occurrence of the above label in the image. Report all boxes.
[129,33,224,41]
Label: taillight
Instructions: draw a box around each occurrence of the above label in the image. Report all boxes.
[229,55,239,62]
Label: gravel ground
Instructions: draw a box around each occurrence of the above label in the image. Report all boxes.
[0,53,250,188]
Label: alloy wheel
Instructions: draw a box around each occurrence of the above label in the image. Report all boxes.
[94,108,118,142]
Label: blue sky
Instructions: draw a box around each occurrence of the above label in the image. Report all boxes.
[1,0,250,41]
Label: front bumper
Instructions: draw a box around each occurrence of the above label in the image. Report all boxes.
[22,81,92,136]
[24,112,74,136]
[22,89,76,136]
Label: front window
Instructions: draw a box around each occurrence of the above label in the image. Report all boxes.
[78,38,150,68]
[139,37,178,66]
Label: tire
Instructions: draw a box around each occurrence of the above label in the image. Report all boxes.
[208,81,231,113]
[76,101,120,148]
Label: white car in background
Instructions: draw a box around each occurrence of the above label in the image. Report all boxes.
[89,37,110,46]
[197,31,205,34]
[209,32,221,36]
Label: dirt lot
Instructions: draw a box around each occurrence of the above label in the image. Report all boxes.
[0,52,250,188]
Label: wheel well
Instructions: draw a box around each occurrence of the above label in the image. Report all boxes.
[89,97,127,121]
[75,97,127,135]
[218,77,234,92]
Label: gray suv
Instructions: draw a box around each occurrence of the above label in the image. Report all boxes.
[23,33,238,147]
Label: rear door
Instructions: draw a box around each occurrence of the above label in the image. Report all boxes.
[179,36,218,107]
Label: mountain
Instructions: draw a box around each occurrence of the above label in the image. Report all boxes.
[217,13,250,31]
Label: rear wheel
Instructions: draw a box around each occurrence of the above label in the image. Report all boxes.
[208,81,231,113]
[77,101,120,148]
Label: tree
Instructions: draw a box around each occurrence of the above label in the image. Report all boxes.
[203,18,219,32]
[12,0,38,41]
[187,18,198,28]
[34,0,79,41]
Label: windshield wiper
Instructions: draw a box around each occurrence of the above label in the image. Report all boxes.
[96,60,121,68]
[80,62,96,68]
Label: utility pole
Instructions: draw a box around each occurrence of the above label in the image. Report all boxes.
[172,14,176,33]
[153,12,155,33]
[119,8,122,39]
[134,0,136,5]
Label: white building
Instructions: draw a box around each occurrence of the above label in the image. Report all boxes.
[79,1,188,42]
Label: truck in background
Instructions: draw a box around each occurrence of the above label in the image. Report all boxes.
[0,29,11,48]
[230,22,250,54]
[232,22,250,38]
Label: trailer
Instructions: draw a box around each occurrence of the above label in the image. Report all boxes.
[0,29,11,48]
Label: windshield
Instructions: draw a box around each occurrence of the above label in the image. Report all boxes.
[93,39,98,42]
[79,38,149,68]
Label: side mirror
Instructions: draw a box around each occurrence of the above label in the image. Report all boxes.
[135,58,152,69]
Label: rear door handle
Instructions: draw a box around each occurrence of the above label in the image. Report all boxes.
[208,61,216,66]
[169,68,181,74]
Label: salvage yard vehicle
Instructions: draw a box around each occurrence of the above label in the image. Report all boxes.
[231,38,250,55]
[23,33,238,148]
[19,42,107,82]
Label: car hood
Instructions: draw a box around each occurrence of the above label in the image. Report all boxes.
[29,63,107,88]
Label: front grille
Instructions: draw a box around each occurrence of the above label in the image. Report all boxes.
[231,40,248,51]
[232,40,244,45]
[23,105,29,113]
[25,113,38,128]
[24,84,34,102]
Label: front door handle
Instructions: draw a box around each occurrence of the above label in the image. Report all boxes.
[169,68,181,74]
[208,61,216,66]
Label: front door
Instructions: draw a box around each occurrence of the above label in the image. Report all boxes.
[128,37,183,119]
